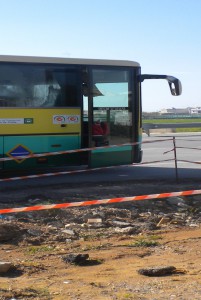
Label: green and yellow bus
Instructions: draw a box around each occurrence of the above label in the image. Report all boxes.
[0,55,181,171]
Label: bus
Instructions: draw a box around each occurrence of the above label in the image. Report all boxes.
[0,55,182,171]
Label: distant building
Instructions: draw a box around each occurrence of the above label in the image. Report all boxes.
[190,107,201,114]
[159,107,190,115]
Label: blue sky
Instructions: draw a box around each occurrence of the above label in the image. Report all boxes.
[0,0,200,111]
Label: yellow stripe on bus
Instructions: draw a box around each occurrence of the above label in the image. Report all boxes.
[0,108,81,134]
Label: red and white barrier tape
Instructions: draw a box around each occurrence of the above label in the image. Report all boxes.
[179,159,201,165]
[176,146,201,151]
[0,189,200,215]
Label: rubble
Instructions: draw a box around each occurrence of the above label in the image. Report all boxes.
[0,195,201,247]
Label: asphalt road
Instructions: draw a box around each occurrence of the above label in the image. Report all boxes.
[140,132,201,181]
[142,132,201,167]
[1,133,201,190]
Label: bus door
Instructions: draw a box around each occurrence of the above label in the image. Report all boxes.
[88,67,134,168]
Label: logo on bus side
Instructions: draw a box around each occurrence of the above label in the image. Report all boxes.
[53,115,80,124]
[7,144,32,163]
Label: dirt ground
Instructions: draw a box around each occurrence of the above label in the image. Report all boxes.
[1,180,201,300]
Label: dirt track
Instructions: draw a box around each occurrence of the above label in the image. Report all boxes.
[1,180,201,299]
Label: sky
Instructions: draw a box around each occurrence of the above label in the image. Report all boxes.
[0,0,201,112]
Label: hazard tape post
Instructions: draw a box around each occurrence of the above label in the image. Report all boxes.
[0,189,201,215]
[173,136,179,183]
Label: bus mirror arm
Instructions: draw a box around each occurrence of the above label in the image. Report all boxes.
[139,74,182,96]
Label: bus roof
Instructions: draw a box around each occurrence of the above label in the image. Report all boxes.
[0,55,140,67]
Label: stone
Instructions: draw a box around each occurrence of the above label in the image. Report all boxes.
[166,197,186,207]
[87,218,102,224]
[138,265,176,276]
[61,229,76,236]
[62,253,89,265]
[0,224,21,242]
[65,239,72,243]
[65,223,81,229]
[114,226,138,234]
[111,220,131,227]
[0,262,12,273]
[27,229,43,236]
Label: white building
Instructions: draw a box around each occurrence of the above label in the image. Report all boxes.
[190,107,201,114]
[159,107,190,115]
